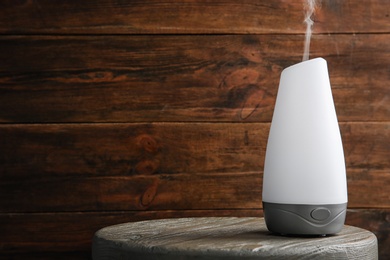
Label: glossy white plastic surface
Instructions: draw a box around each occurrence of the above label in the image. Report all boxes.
[262,58,347,204]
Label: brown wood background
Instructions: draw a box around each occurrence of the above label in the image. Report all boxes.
[0,0,389,259]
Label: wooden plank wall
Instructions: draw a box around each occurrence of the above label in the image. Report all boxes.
[0,0,389,259]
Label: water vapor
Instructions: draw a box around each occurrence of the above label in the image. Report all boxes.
[302,0,319,61]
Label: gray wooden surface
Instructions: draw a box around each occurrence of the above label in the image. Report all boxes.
[92,217,378,259]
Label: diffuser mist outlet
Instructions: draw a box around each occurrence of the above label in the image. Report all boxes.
[262,58,348,235]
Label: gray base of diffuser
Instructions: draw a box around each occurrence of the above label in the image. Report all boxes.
[263,202,347,236]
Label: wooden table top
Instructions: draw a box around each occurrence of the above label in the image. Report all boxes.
[92,217,378,259]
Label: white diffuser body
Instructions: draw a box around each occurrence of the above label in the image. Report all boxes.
[262,58,347,235]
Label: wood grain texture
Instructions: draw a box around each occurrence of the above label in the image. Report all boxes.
[1,169,388,213]
[0,0,388,259]
[1,210,388,258]
[0,172,262,212]
[0,122,388,212]
[0,0,388,34]
[0,123,267,178]
[346,210,390,259]
[92,217,378,259]
[0,34,388,123]
[0,122,388,178]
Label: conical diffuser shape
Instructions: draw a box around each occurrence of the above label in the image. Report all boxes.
[262,58,347,235]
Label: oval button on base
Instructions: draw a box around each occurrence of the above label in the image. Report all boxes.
[311,208,331,221]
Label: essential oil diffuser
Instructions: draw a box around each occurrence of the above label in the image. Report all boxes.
[262,58,347,235]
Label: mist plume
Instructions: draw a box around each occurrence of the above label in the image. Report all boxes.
[302,0,319,61]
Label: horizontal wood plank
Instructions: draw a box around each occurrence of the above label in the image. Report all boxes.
[0,172,262,212]
[1,122,388,212]
[0,123,267,178]
[0,0,388,34]
[0,122,388,179]
[1,169,389,213]
[1,209,388,259]
[0,34,388,123]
